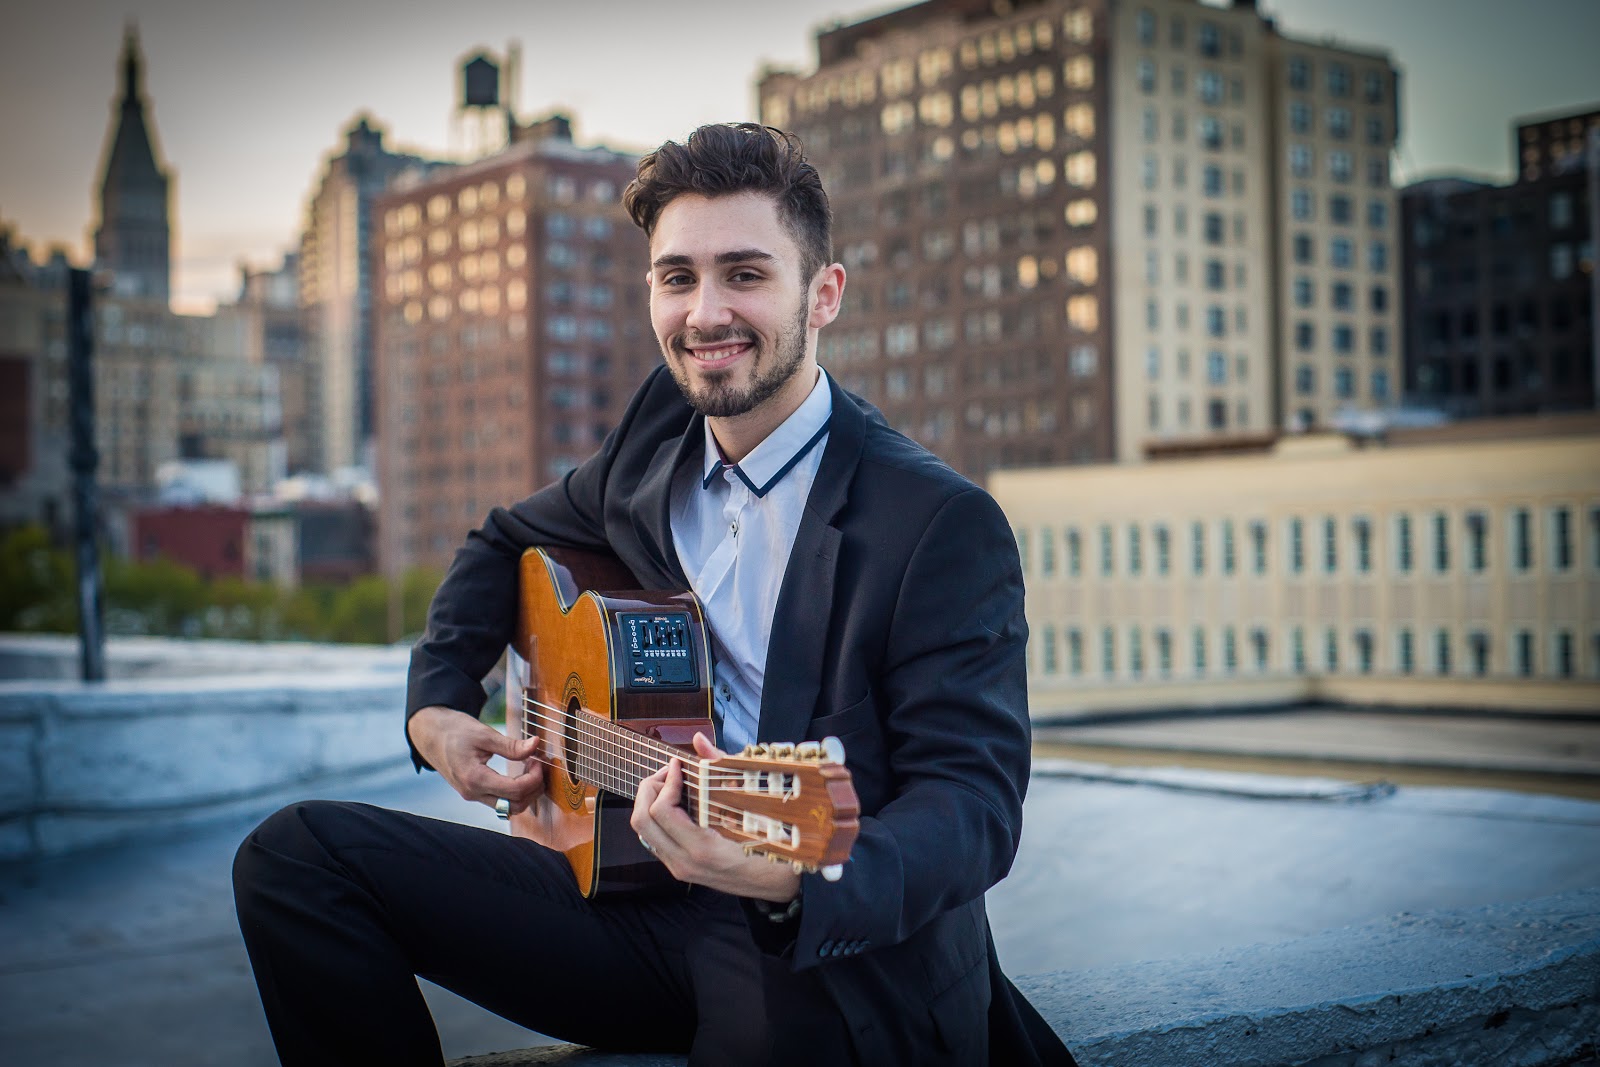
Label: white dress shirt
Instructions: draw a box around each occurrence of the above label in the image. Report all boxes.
[669,368,833,752]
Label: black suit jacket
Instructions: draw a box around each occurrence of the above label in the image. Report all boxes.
[408,367,1072,1065]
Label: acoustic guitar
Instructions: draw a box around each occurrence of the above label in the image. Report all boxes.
[503,545,860,898]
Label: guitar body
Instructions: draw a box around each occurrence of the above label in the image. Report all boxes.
[507,545,714,897]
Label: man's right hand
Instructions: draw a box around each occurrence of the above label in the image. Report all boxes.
[407,705,544,815]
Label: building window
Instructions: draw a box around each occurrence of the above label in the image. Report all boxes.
[1203,165,1224,197]
[1465,512,1488,572]
[1099,523,1114,577]
[1136,8,1156,44]
[1249,521,1268,574]
[1198,71,1223,105]
[1102,626,1116,678]
[1042,625,1058,674]
[1372,370,1390,401]
[1353,518,1372,573]
[1292,626,1306,673]
[1068,629,1084,675]
[1555,631,1574,678]
[1369,240,1389,271]
[1435,629,1452,676]
[1130,626,1145,678]
[1326,107,1351,139]
[1333,324,1354,353]
[1041,528,1056,577]
[1395,628,1414,674]
[1512,508,1533,571]
[1395,514,1413,573]
[1205,212,1225,244]
[1288,517,1305,574]
[1290,102,1312,135]
[1329,151,1353,183]
[1370,327,1389,356]
[1154,524,1171,575]
[1288,57,1310,91]
[1156,629,1173,676]
[1516,630,1534,677]
[1137,58,1156,93]
[1220,520,1236,575]
[1295,322,1314,355]
[1292,188,1313,220]
[1250,628,1269,672]
[1191,520,1206,576]
[1326,62,1350,97]
[1323,516,1338,574]
[1335,367,1354,398]
[1128,524,1143,577]
[1193,628,1207,675]
[1222,627,1237,673]
[1324,628,1339,673]
[1432,512,1450,572]
[1067,527,1082,576]
[1294,234,1314,264]
[1330,237,1353,269]
[1364,69,1386,104]
[1290,144,1313,177]
[1552,506,1573,571]
[1294,276,1314,307]
[1469,632,1490,676]
[1200,116,1223,150]
[1329,194,1353,225]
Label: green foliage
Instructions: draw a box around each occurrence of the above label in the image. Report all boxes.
[0,524,443,645]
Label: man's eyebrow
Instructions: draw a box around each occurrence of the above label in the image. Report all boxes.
[651,249,778,270]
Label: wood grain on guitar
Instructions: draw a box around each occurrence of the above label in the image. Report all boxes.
[506,545,860,898]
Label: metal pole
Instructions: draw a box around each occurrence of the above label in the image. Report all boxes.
[68,268,106,682]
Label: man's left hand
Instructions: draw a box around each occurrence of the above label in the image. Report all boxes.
[631,732,802,904]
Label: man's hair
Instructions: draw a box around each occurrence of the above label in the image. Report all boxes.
[623,123,833,283]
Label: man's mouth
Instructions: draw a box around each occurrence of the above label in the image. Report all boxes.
[680,338,754,368]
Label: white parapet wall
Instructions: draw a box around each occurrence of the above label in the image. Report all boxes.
[0,638,416,862]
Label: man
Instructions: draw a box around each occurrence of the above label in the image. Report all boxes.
[234,123,1074,1066]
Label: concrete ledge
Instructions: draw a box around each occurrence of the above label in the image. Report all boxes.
[0,664,412,862]
[447,888,1600,1067]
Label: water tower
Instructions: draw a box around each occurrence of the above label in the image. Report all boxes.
[451,48,518,160]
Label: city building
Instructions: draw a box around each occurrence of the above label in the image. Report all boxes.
[1265,31,1401,432]
[372,118,649,572]
[757,0,1401,477]
[299,116,447,476]
[221,255,318,476]
[1401,107,1598,418]
[92,25,172,305]
[991,414,1600,715]
[760,0,1116,475]
[0,227,71,536]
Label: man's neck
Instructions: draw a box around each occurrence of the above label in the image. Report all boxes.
[707,364,821,464]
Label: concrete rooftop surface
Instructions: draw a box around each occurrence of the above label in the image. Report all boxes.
[3,756,1599,1066]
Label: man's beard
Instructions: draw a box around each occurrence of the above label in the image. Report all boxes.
[663,298,809,419]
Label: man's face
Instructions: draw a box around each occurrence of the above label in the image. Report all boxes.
[647,191,815,420]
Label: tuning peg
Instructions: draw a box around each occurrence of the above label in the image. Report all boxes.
[821,736,846,765]
[795,741,821,760]
[821,864,843,882]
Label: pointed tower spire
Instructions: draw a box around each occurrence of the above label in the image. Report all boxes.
[93,23,172,303]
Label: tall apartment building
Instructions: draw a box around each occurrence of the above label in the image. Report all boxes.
[222,255,317,476]
[300,116,444,475]
[757,0,1400,474]
[1401,107,1597,418]
[373,120,648,572]
[1109,0,1278,457]
[761,0,1115,476]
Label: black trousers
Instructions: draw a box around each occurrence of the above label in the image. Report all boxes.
[232,801,850,1067]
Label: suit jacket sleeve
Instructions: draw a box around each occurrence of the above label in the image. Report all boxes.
[403,368,667,769]
[776,484,1031,968]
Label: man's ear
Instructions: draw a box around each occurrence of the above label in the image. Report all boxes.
[644,270,654,292]
[808,263,847,329]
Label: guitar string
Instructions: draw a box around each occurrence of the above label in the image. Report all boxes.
[518,693,809,788]
[515,705,797,820]
[514,701,812,826]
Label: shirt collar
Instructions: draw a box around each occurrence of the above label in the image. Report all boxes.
[701,367,833,499]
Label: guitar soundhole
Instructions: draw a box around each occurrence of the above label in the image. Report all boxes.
[557,676,588,810]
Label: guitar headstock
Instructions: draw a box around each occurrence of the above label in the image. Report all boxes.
[699,738,859,878]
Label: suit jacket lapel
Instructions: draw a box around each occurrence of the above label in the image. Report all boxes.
[758,378,866,743]
[628,412,701,588]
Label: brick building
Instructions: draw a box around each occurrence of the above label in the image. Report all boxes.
[373,118,649,571]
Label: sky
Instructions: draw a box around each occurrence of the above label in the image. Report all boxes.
[3,0,1598,314]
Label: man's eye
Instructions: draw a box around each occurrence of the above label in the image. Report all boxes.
[663,273,693,286]
[730,270,761,283]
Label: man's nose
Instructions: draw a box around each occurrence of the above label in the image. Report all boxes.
[686,280,733,331]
